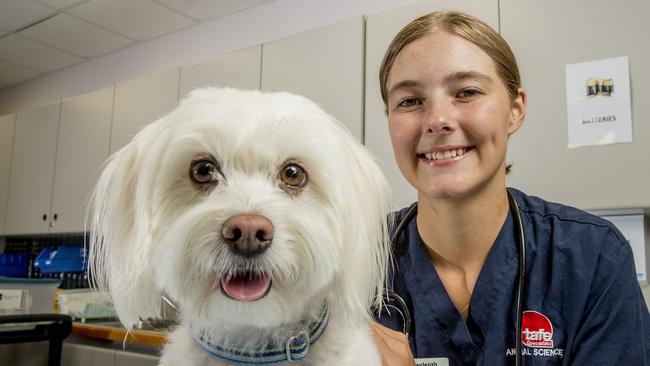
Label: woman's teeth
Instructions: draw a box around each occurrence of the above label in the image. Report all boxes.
[424,148,467,161]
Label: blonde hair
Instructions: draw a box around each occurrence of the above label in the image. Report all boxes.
[379,11,521,106]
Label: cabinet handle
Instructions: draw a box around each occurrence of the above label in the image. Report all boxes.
[42,214,47,221]
[53,213,58,221]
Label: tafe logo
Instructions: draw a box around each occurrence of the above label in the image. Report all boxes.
[521,311,554,348]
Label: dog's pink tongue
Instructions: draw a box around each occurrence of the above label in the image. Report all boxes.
[220,273,271,302]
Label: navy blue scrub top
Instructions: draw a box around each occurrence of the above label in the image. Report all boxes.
[378,188,650,365]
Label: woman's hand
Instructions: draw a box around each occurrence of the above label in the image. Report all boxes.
[369,321,416,366]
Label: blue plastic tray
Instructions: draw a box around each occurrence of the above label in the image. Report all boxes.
[0,253,29,277]
[34,247,87,273]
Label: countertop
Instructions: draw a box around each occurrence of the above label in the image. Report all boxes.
[71,320,169,347]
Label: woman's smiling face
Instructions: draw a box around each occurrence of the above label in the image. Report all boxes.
[386,31,526,200]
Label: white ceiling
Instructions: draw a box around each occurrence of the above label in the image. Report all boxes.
[0,0,274,89]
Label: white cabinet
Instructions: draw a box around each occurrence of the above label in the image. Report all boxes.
[0,113,16,235]
[114,349,158,366]
[110,69,180,154]
[501,0,650,210]
[5,103,61,235]
[364,0,500,209]
[4,88,113,235]
[180,46,262,98]
[50,87,113,233]
[63,343,115,366]
[2,341,158,366]
[261,17,364,141]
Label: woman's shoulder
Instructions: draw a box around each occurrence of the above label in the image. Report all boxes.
[508,187,630,261]
[509,187,616,227]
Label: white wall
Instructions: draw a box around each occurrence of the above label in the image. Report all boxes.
[502,0,650,211]
[0,0,422,116]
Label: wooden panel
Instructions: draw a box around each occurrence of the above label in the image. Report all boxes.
[70,322,166,348]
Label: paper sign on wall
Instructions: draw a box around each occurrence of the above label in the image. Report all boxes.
[565,56,632,148]
[0,289,26,311]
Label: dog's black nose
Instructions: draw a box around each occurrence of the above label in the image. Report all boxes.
[221,214,274,257]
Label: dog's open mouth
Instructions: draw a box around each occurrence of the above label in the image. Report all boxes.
[220,272,272,302]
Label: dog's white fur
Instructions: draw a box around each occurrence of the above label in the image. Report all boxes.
[89,88,391,365]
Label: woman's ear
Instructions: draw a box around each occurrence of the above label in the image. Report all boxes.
[508,87,527,136]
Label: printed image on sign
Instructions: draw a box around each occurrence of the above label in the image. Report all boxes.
[565,56,632,148]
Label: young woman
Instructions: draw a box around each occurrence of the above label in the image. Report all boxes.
[370,11,650,365]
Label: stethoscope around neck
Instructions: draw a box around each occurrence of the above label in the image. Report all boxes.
[382,190,527,366]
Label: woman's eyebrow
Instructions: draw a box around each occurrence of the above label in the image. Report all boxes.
[444,71,492,84]
[387,79,422,98]
[388,71,493,97]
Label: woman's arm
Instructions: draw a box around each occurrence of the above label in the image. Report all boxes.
[369,321,416,366]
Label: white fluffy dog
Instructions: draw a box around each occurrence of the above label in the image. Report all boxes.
[89,88,391,365]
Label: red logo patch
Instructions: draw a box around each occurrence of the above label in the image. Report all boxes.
[521,311,554,348]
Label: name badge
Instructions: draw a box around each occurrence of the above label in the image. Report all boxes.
[415,358,449,366]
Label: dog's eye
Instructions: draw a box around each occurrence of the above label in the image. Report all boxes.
[190,159,219,184]
[279,163,308,190]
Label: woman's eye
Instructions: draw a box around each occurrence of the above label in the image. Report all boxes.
[397,97,421,108]
[190,159,219,184]
[279,163,308,190]
[457,89,480,99]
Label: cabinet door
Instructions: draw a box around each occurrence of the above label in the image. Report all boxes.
[115,349,158,366]
[50,87,113,233]
[111,69,180,154]
[364,0,499,208]
[62,343,114,366]
[5,103,60,235]
[261,17,364,141]
[180,46,261,98]
[0,113,16,235]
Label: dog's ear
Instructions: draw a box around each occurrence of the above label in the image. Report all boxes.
[333,129,392,324]
[88,123,165,328]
